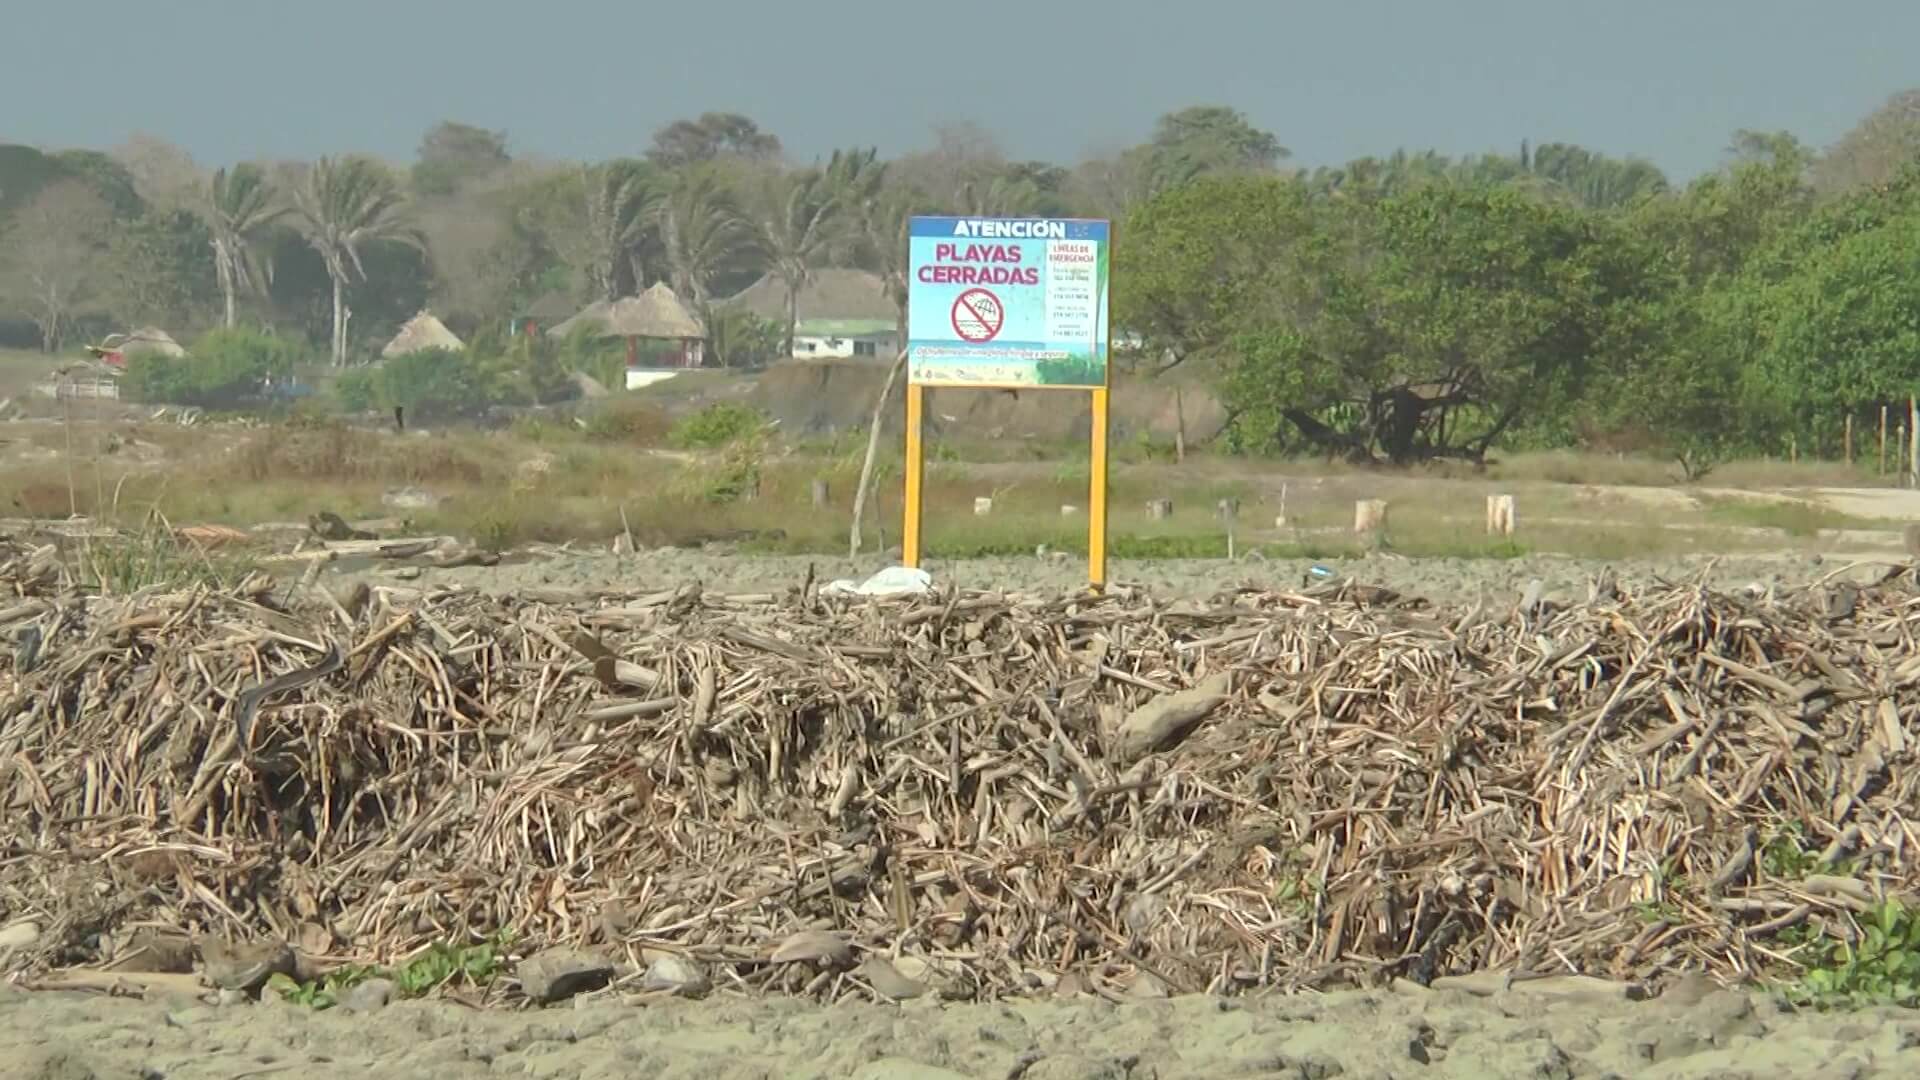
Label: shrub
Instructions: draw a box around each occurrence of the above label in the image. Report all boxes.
[583,397,674,444]
[667,402,768,449]
[123,327,310,408]
[707,310,784,368]
[334,348,514,421]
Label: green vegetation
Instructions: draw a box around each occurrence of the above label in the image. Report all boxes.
[667,402,769,449]
[1788,902,1920,1010]
[266,933,510,1010]
[123,327,309,409]
[77,512,258,595]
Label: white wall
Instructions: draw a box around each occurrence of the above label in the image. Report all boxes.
[790,332,899,360]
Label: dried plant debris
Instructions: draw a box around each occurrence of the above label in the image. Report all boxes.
[0,543,1917,1005]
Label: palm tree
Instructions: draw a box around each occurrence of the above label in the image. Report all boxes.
[579,159,657,300]
[826,151,918,346]
[651,164,751,311]
[290,156,422,365]
[741,166,841,357]
[202,164,286,329]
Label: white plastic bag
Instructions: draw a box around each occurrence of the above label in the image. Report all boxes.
[822,566,932,597]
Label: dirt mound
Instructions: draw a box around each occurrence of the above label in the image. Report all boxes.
[743,358,1227,444]
[2,543,1916,1014]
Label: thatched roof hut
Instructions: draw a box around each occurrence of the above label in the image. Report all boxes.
[720,268,895,327]
[382,311,465,358]
[549,283,706,341]
[118,328,187,359]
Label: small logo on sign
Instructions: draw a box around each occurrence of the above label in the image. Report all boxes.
[951,288,1003,343]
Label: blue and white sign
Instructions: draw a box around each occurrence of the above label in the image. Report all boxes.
[907,216,1110,388]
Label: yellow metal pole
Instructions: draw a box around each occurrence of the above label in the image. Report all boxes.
[1088,385,1110,588]
[903,383,925,567]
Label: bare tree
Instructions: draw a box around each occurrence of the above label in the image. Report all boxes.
[1812,89,1920,196]
[0,181,113,351]
[111,133,206,213]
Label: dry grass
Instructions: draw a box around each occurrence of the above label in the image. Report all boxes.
[0,407,1907,560]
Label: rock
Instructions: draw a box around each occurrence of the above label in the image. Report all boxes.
[110,927,194,973]
[382,486,440,511]
[850,1060,972,1080]
[516,947,614,1004]
[640,954,710,997]
[215,988,250,1007]
[857,956,926,1000]
[1111,673,1233,762]
[1127,971,1169,999]
[0,920,41,950]
[341,977,396,1013]
[770,930,853,968]
[1659,971,1718,1007]
[197,938,295,992]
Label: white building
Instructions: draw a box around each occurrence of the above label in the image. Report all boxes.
[718,268,899,359]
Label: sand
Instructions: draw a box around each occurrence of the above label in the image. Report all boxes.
[336,548,1892,607]
[3,979,1915,1080]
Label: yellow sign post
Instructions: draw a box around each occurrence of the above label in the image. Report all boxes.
[900,216,1112,586]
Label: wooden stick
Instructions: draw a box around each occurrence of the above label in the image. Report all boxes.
[1896,393,1912,486]
[1880,405,1888,476]
[849,350,907,559]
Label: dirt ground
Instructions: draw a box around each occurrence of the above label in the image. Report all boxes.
[3,979,1915,1080]
[336,547,1899,608]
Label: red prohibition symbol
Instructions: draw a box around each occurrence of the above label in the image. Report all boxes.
[950,288,1004,343]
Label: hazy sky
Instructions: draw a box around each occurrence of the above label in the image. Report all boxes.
[5,0,1914,180]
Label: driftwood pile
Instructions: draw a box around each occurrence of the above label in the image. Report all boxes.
[1,545,1918,1003]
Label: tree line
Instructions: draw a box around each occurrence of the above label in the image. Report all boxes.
[5,92,1920,462]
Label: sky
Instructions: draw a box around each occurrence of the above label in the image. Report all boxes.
[4,0,1916,181]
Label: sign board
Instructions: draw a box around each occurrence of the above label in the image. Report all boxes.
[906,217,1111,389]
[900,216,1115,586]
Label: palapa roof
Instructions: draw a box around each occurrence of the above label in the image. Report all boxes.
[522,291,579,322]
[549,283,705,341]
[382,311,465,358]
[720,268,896,327]
[118,328,186,358]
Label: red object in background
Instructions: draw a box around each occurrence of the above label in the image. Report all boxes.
[100,351,126,368]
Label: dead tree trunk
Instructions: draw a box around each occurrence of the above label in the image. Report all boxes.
[849,350,908,558]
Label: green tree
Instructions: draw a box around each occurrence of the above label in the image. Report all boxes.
[648,112,782,169]
[202,164,287,328]
[109,207,217,329]
[739,165,841,356]
[652,164,753,308]
[579,160,659,300]
[290,156,423,365]
[1145,105,1288,189]
[124,326,306,407]
[413,121,510,197]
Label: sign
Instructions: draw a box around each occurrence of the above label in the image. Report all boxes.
[907,216,1110,389]
[899,215,1116,588]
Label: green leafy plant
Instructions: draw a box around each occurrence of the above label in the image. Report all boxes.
[122,327,310,408]
[1762,821,1819,880]
[265,933,511,1011]
[667,402,769,450]
[1789,901,1920,1009]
